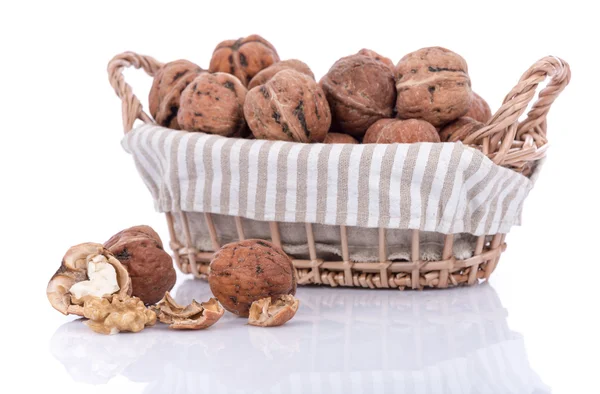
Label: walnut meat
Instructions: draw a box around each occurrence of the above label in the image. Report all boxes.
[439,116,484,142]
[152,292,224,330]
[177,73,248,137]
[208,239,296,317]
[395,47,472,127]
[248,295,299,327]
[321,54,396,138]
[83,296,156,335]
[104,225,176,306]
[363,119,440,144]
[357,48,394,69]
[149,60,204,129]
[465,92,492,123]
[244,70,331,142]
[209,34,279,87]
[323,133,359,144]
[248,59,314,89]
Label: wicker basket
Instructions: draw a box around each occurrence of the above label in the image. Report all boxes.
[107,52,570,290]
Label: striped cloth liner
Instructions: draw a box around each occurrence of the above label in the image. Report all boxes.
[122,124,535,236]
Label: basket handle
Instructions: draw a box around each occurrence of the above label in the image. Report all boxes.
[463,56,571,167]
[107,52,163,133]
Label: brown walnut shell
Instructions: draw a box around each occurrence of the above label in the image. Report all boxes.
[248,59,314,89]
[209,34,280,87]
[248,295,299,327]
[244,69,331,142]
[321,54,396,138]
[357,48,394,69]
[149,60,204,129]
[439,116,485,142]
[104,225,176,305]
[363,118,440,144]
[323,133,359,144]
[208,239,296,317]
[177,72,248,137]
[395,47,472,127]
[465,92,492,123]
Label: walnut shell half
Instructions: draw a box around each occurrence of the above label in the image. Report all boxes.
[248,295,299,327]
[152,292,224,330]
[47,243,131,316]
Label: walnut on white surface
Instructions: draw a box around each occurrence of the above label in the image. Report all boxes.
[152,292,224,330]
[248,295,299,327]
[83,296,157,335]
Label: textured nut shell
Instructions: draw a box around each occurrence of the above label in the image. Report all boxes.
[395,47,472,127]
[321,54,396,138]
[208,239,296,317]
[465,92,492,123]
[149,60,204,129]
[83,296,156,335]
[248,295,299,327]
[363,118,440,144]
[357,48,394,69]
[439,117,484,142]
[47,243,132,316]
[177,73,248,137]
[244,70,331,142]
[323,133,359,144]
[152,292,224,330]
[248,59,314,89]
[104,225,176,305]
[209,34,279,87]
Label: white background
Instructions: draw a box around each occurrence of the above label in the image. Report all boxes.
[1,0,598,393]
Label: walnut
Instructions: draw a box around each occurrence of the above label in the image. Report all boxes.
[465,92,492,123]
[323,133,359,144]
[244,69,331,142]
[248,295,299,327]
[357,48,394,69]
[47,243,131,316]
[248,59,314,89]
[209,34,279,87]
[208,239,296,317]
[321,54,396,138]
[148,60,204,129]
[83,296,156,335]
[177,73,248,137]
[363,118,440,144]
[439,116,484,142]
[104,225,176,306]
[395,47,472,127]
[152,292,224,330]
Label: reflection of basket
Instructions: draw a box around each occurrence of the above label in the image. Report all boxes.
[108,52,570,289]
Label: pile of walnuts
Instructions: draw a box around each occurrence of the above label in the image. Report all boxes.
[149,35,492,144]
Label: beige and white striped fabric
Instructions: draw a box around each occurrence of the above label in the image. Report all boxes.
[122,124,536,236]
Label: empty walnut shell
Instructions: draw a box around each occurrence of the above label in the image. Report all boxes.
[209,34,280,87]
[321,54,396,138]
[357,48,394,69]
[439,116,485,142]
[248,59,314,89]
[395,47,472,127]
[363,118,440,144]
[323,133,359,144]
[208,239,296,317]
[248,295,299,327]
[152,292,224,330]
[465,92,492,123]
[149,60,204,129]
[47,243,132,316]
[177,72,248,137]
[104,225,176,305]
[244,69,331,142]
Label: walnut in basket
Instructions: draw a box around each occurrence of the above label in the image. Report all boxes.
[209,34,280,87]
[395,47,472,127]
[248,59,314,89]
[439,117,484,142]
[357,48,394,70]
[323,133,359,144]
[465,92,492,123]
[363,118,440,144]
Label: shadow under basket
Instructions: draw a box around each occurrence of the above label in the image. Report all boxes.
[108,52,570,290]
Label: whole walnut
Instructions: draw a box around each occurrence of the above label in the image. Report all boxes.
[323,133,359,144]
[321,54,396,138]
[149,60,204,129]
[363,118,440,144]
[248,59,314,89]
[465,92,492,123]
[209,34,280,87]
[244,69,331,142]
[439,116,484,142]
[208,239,296,317]
[177,72,248,137]
[357,48,394,69]
[395,47,472,127]
[104,225,176,305]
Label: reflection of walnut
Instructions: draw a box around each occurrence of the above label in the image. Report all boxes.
[152,292,224,330]
[248,295,299,327]
[83,296,156,335]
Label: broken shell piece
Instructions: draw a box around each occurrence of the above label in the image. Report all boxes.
[47,243,132,316]
[152,292,224,330]
[83,296,156,335]
[248,295,299,327]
